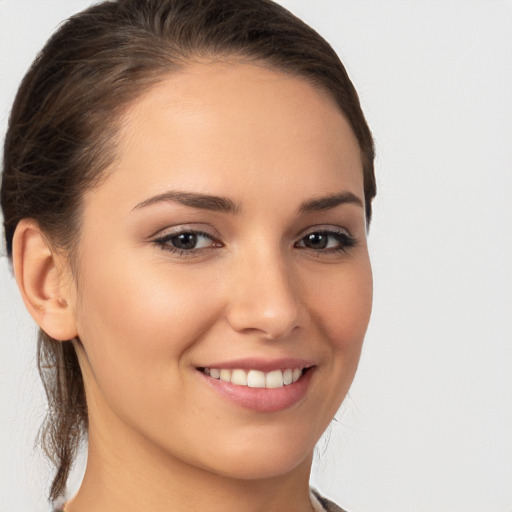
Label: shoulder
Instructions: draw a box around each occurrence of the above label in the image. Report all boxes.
[310,488,349,512]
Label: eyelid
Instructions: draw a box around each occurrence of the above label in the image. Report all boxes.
[298,224,353,238]
[148,222,220,240]
[294,224,358,253]
[150,223,224,259]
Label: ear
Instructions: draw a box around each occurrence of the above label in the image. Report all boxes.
[12,219,78,341]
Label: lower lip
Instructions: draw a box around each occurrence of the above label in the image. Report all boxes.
[198,368,315,413]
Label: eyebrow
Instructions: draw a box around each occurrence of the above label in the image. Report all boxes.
[298,191,364,213]
[132,191,240,214]
[132,189,363,215]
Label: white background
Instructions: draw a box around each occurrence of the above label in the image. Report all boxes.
[1,1,511,511]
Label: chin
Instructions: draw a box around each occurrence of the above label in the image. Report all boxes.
[208,452,312,481]
[188,427,318,481]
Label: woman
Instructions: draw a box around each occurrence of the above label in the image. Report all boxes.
[1,0,375,510]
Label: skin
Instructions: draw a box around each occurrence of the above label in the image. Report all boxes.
[14,61,372,512]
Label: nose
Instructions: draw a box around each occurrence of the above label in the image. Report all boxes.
[225,249,303,340]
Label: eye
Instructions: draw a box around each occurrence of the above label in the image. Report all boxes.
[295,229,357,253]
[153,229,221,254]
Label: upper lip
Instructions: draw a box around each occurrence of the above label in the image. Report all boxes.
[196,357,315,372]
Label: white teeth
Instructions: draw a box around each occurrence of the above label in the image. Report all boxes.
[220,369,231,382]
[247,370,266,388]
[203,367,305,388]
[231,369,248,386]
[265,369,284,388]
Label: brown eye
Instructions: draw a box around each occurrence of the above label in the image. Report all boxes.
[295,230,357,252]
[154,230,221,254]
[170,233,200,250]
[303,233,329,249]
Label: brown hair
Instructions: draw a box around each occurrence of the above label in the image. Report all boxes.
[1,0,375,502]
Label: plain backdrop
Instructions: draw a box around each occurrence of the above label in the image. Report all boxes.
[1,1,511,511]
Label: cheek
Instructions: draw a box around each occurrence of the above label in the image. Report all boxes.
[289,258,372,439]
[72,246,222,393]
[310,258,373,354]
[308,258,371,420]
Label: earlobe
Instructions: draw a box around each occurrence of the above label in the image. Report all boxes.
[12,219,78,341]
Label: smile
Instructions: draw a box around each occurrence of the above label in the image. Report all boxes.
[201,367,304,388]
[197,359,315,412]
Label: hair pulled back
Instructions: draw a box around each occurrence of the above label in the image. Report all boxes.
[1,0,375,501]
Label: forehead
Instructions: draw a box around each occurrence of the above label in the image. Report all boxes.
[91,61,364,211]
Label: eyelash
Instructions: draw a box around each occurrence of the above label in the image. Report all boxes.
[152,227,357,257]
[153,230,221,257]
[294,228,357,254]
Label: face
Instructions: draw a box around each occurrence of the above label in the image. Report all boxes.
[69,61,372,481]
